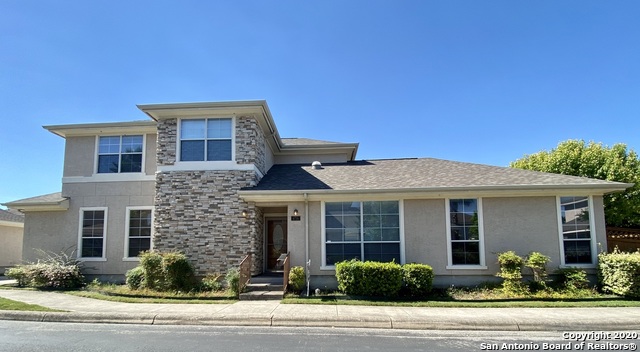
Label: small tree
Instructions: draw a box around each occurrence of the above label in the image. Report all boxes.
[510,140,640,228]
[497,251,527,295]
[525,252,550,290]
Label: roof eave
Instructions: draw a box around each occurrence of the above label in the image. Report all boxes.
[44,121,157,138]
[3,198,70,212]
[239,183,632,202]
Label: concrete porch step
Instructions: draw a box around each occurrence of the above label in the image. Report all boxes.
[245,283,284,292]
[239,290,284,301]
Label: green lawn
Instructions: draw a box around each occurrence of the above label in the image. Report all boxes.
[283,287,640,308]
[0,297,62,312]
[65,283,237,304]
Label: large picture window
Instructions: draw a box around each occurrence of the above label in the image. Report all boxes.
[180,118,232,161]
[558,196,594,265]
[324,201,401,266]
[79,208,106,259]
[97,135,143,173]
[446,198,484,266]
[126,208,153,258]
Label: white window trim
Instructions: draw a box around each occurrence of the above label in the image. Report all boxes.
[445,198,487,270]
[94,134,146,176]
[320,200,405,270]
[77,207,108,261]
[556,195,597,268]
[123,206,154,261]
[176,117,236,164]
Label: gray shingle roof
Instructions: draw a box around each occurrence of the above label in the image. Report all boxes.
[0,209,24,223]
[246,158,628,192]
[6,192,66,205]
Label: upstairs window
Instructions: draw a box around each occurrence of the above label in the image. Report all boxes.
[97,135,143,173]
[180,118,232,161]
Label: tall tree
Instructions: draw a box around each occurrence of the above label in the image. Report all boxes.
[510,140,640,228]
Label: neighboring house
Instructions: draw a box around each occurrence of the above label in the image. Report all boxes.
[0,208,24,271]
[4,100,632,287]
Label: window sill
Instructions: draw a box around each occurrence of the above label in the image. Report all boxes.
[122,257,141,262]
[320,266,336,271]
[559,264,596,269]
[78,258,107,262]
[446,265,488,270]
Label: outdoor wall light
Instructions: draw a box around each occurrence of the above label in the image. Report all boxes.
[241,210,248,217]
[293,209,299,216]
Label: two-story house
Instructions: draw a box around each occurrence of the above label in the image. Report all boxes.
[5,100,631,287]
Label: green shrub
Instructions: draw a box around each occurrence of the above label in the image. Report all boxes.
[335,260,403,297]
[225,268,241,296]
[200,274,223,292]
[598,249,640,298]
[4,250,85,289]
[162,251,196,291]
[402,263,434,297]
[554,267,589,291]
[497,251,527,294]
[139,251,165,290]
[288,266,306,293]
[4,266,29,287]
[525,252,550,291]
[125,266,144,290]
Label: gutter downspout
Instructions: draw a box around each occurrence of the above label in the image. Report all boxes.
[304,192,310,296]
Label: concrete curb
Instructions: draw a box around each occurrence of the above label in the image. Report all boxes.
[3,310,639,331]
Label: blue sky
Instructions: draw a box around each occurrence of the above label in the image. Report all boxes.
[1,1,639,207]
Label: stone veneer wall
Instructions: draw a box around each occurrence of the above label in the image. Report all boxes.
[236,116,267,174]
[156,119,177,166]
[153,115,269,276]
[154,170,263,276]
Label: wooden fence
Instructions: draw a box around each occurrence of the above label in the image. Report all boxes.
[606,227,640,252]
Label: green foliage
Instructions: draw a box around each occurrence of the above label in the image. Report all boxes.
[554,267,589,291]
[402,263,434,297]
[200,274,224,292]
[497,251,528,295]
[4,250,85,289]
[4,267,29,287]
[137,251,196,292]
[162,251,196,291]
[225,268,241,296]
[125,266,144,290]
[335,260,403,297]
[598,249,640,298]
[288,266,306,293]
[139,251,165,290]
[510,140,640,227]
[525,252,551,290]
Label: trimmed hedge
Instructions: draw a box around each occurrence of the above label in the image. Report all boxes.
[598,249,640,298]
[137,251,196,292]
[402,263,434,297]
[335,260,404,297]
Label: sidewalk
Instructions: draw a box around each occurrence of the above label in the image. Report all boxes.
[1,287,639,331]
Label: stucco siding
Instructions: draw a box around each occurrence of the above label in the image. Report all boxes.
[63,136,95,177]
[144,134,158,175]
[0,224,23,268]
[403,199,448,272]
[22,181,154,277]
[482,197,560,273]
[274,153,351,165]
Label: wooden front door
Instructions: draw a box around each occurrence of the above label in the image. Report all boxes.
[266,218,288,271]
